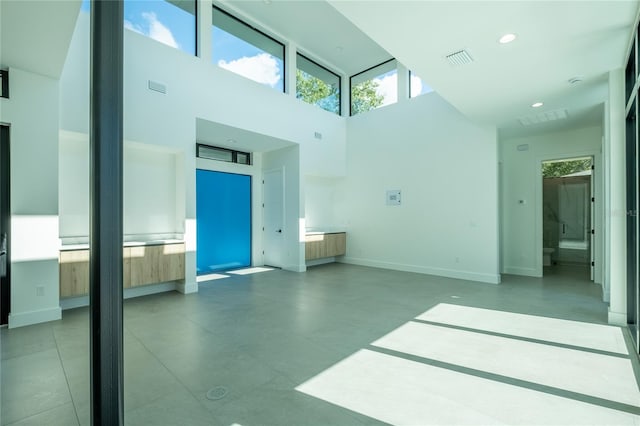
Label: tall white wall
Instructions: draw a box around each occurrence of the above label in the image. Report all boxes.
[341,93,500,284]
[500,126,603,283]
[57,8,344,302]
[0,68,61,328]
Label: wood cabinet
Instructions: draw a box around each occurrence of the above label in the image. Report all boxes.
[60,243,185,298]
[305,232,346,261]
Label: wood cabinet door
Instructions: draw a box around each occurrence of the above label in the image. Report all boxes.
[59,250,90,297]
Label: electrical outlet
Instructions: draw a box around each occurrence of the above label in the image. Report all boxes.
[36,285,44,296]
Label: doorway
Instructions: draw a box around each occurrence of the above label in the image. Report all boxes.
[541,157,593,278]
[1,124,10,325]
[263,168,284,268]
[196,169,252,274]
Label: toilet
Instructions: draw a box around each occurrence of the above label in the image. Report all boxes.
[543,248,555,266]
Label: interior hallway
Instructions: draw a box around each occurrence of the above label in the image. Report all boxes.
[1,263,638,425]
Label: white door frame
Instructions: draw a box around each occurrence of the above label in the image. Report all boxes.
[535,150,602,280]
[263,167,285,268]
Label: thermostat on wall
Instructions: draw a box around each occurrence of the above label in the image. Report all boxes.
[386,190,401,206]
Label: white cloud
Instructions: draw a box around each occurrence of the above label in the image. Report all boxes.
[218,53,281,88]
[373,72,398,106]
[142,12,179,49]
[124,12,179,50]
[410,75,423,98]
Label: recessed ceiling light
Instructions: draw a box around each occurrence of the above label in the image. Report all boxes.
[531,102,544,108]
[227,138,236,144]
[263,0,272,4]
[499,33,517,44]
[335,46,344,53]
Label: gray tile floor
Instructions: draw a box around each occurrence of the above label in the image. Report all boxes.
[0,263,635,425]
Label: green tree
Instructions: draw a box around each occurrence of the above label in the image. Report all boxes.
[542,158,592,178]
[296,70,385,115]
[296,70,339,114]
[351,79,384,115]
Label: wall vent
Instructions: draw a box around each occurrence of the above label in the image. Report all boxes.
[446,49,473,66]
[518,108,568,126]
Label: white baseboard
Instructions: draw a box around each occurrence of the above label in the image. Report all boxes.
[8,306,62,328]
[306,257,336,267]
[502,266,540,277]
[608,309,627,326]
[340,257,501,284]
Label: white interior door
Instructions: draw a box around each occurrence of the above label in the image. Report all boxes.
[263,168,285,267]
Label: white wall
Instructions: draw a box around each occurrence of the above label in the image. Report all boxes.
[0,68,61,328]
[500,126,603,283]
[304,175,346,231]
[59,131,182,242]
[341,93,500,284]
[56,9,347,301]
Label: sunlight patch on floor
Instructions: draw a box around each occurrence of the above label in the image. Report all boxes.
[227,267,274,275]
[417,304,628,355]
[196,273,229,282]
[297,349,640,425]
[372,321,640,407]
[297,304,640,425]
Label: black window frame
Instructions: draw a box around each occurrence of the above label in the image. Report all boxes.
[212,5,286,93]
[197,143,252,165]
[296,52,342,116]
[349,58,396,116]
[0,70,8,99]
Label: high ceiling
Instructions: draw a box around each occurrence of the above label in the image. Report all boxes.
[2,0,638,139]
[230,0,639,136]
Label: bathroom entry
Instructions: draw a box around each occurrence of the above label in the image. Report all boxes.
[542,157,593,278]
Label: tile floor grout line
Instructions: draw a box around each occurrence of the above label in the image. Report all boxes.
[411,318,630,358]
[123,319,229,421]
[51,330,82,426]
[368,345,640,416]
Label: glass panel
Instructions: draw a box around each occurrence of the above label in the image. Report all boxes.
[627,99,638,345]
[351,59,397,115]
[124,0,196,55]
[409,71,434,98]
[212,6,285,92]
[626,38,636,104]
[198,145,233,162]
[296,54,341,115]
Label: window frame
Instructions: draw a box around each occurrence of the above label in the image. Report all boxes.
[197,143,252,166]
[296,52,342,116]
[0,70,8,99]
[212,5,286,93]
[349,58,396,116]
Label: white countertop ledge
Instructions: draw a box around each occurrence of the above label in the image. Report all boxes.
[60,239,185,251]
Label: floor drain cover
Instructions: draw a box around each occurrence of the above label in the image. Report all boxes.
[206,386,228,400]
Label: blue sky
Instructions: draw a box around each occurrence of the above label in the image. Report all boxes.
[81,0,283,90]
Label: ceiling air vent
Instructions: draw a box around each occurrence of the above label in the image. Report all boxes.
[518,108,569,126]
[446,49,473,66]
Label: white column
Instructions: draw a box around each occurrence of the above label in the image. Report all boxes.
[198,0,212,62]
[606,68,627,325]
[397,62,409,103]
[286,42,297,96]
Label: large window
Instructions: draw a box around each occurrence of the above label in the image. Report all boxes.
[350,59,397,116]
[212,6,285,92]
[123,0,197,55]
[296,54,341,115]
[409,71,434,98]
